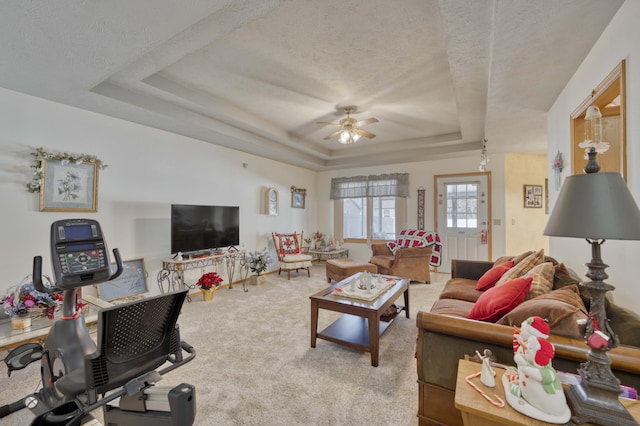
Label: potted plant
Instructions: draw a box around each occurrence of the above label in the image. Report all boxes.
[196,271,223,302]
[3,278,60,329]
[246,248,272,285]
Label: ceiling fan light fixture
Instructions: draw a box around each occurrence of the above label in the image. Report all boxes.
[339,130,360,144]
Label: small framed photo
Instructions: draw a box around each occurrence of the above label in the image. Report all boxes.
[291,187,306,209]
[39,159,99,212]
[524,184,543,208]
[97,258,149,302]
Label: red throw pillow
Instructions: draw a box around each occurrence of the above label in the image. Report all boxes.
[467,276,533,322]
[476,260,515,291]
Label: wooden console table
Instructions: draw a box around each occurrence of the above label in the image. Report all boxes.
[454,359,640,425]
[157,250,249,296]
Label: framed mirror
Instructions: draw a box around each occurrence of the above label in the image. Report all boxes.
[570,60,626,180]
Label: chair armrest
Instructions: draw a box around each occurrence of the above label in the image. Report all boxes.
[451,259,493,280]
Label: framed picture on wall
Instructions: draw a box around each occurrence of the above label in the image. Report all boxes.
[291,186,306,209]
[39,159,99,212]
[524,184,543,208]
[96,258,148,302]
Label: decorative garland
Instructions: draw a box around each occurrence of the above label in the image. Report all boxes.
[26,147,107,193]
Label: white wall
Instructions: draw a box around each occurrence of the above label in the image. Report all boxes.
[0,86,515,299]
[316,154,508,264]
[547,0,640,311]
[0,87,316,297]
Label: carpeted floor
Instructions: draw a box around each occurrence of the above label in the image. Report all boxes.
[0,264,448,425]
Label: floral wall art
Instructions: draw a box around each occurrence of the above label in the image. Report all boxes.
[27,147,107,212]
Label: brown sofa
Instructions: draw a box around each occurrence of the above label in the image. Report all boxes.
[370,243,432,283]
[416,257,640,426]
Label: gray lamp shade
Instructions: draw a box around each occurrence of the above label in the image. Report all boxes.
[544,172,640,240]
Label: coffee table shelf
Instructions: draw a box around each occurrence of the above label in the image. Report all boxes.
[317,313,397,350]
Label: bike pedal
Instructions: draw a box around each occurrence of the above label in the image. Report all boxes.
[3,342,43,376]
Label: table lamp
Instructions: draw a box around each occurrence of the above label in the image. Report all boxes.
[544,148,640,425]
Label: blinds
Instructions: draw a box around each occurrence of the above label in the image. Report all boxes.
[330,173,409,199]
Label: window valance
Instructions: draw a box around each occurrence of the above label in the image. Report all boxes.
[330,173,409,199]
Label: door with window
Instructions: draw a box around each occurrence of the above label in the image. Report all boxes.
[435,173,491,273]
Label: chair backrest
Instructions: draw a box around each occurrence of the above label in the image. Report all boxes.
[272,232,304,261]
[85,290,187,395]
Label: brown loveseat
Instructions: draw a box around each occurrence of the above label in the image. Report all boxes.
[370,243,432,283]
[416,256,640,426]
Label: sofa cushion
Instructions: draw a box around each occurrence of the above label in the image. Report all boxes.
[524,262,554,300]
[553,263,582,290]
[496,249,544,286]
[476,260,515,291]
[497,284,588,338]
[467,276,533,322]
[439,278,483,303]
[430,298,475,318]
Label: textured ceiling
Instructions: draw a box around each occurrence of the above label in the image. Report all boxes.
[0,0,624,170]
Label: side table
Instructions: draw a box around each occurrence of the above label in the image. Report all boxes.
[454,359,640,426]
[308,248,349,262]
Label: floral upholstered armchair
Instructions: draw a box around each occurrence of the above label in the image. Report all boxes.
[271,232,313,280]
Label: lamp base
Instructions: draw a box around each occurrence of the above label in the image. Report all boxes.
[566,381,638,425]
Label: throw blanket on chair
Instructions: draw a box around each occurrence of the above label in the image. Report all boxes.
[386,230,443,267]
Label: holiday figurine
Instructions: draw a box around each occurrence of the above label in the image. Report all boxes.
[477,349,495,387]
[503,316,571,424]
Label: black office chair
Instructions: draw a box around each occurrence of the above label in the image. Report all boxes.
[31,290,196,426]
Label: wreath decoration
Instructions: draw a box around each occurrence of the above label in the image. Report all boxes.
[26,147,107,193]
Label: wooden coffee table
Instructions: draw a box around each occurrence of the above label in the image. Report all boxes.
[309,273,410,367]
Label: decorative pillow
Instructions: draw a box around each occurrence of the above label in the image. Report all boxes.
[497,285,588,338]
[496,249,544,286]
[553,263,582,290]
[467,276,533,323]
[276,233,300,255]
[524,262,554,300]
[476,260,515,291]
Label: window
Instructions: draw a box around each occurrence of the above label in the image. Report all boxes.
[446,183,478,228]
[331,174,408,242]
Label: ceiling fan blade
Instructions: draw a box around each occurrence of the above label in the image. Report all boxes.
[323,129,343,140]
[317,121,342,127]
[355,117,379,126]
[354,128,376,139]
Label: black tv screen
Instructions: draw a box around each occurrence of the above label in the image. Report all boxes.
[171,204,239,254]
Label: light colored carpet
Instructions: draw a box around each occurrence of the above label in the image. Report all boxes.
[0,264,447,425]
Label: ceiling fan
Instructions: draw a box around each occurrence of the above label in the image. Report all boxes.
[317,107,379,144]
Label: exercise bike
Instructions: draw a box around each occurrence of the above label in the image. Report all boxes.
[1,219,197,425]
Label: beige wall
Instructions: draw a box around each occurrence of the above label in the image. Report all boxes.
[504,153,549,255]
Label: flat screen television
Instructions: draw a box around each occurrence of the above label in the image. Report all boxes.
[171,204,239,254]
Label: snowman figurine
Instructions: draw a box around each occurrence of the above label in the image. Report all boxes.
[503,316,571,424]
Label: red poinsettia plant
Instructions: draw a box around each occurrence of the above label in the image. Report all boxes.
[196,272,223,290]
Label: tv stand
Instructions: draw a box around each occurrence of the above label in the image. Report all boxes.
[157,250,249,298]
